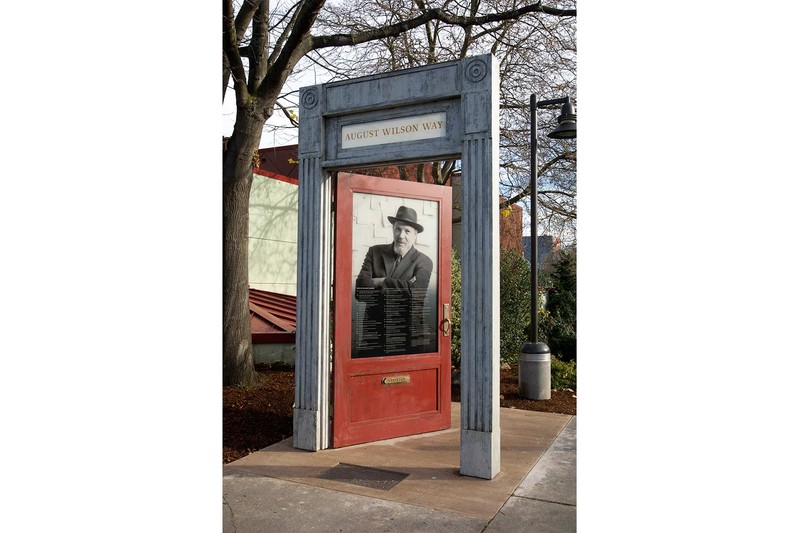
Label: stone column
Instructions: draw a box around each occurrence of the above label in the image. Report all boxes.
[294,85,331,451]
[459,56,501,479]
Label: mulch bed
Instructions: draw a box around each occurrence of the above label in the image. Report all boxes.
[223,363,575,464]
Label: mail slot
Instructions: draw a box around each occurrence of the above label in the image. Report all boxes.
[350,368,438,424]
[382,375,411,385]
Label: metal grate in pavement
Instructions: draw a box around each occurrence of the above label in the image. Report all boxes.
[318,463,409,491]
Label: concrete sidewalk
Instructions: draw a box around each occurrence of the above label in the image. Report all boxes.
[223,405,576,532]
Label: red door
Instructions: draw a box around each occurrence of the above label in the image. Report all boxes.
[333,172,452,447]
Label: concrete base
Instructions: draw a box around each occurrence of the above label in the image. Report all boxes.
[460,428,501,479]
[292,408,320,451]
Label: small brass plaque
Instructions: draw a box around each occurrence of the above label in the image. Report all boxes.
[382,375,411,385]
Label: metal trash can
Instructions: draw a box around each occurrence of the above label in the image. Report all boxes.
[519,342,551,400]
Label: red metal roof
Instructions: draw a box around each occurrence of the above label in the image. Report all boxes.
[249,288,296,344]
[254,167,298,186]
[258,145,299,180]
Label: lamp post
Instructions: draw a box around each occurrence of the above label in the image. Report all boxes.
[519,94,576,400]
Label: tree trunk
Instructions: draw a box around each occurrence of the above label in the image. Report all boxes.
[223,54,231,102]
[222,112,262,387]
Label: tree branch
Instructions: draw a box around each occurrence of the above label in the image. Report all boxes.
[247,0,271,94]
[268,1,303,65]
[311,2,576,50]
[458,0,479,58]
[269,0,301,32]
[223,0,249,104]
[234,0,259,41]
[257,0,326,102]
[539,189,575,197]
[223,0,262,101]
[474,20,512,42]
[539,199,577,219]
[275,101,299,127]
[498,151,576,210]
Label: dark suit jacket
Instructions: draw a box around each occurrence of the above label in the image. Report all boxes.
[354,244,434,356]
[355,244,433,293]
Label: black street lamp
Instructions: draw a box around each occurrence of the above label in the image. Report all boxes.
[519,94,576,400]
[529,94,576,344]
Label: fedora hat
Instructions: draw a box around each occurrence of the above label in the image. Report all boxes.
[387,206,424,233]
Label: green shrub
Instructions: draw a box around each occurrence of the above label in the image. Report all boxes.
[551,356,577,391]
[450,248,533,367]
[450,248,462,368]
[538,249,576,362]
[499,249,532,364]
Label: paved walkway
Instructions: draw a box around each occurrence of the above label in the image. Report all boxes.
[223,405,576,532]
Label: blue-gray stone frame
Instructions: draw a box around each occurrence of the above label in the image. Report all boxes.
[295,54,501,479]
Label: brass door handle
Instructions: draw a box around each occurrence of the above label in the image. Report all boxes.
[442,303,451,336]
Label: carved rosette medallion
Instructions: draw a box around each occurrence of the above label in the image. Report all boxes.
[465,58,488,83]
[301,88,319,109]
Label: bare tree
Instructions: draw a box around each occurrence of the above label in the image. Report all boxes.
[313,0,577,235]
[223,0,576,386]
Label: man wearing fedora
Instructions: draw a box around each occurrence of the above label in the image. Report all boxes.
[355,205,434,358]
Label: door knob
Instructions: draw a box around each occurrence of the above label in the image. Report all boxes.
[442,303,451,336]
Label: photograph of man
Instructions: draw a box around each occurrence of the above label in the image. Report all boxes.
[354,205,435,357]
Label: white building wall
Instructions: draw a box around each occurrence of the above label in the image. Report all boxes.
[248,174,298,296]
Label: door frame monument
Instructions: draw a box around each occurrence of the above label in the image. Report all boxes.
[294,54,501,479]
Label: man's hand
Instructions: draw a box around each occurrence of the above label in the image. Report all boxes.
[372,277,385,287]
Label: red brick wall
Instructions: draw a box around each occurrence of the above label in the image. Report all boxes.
[499,201,524,254]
